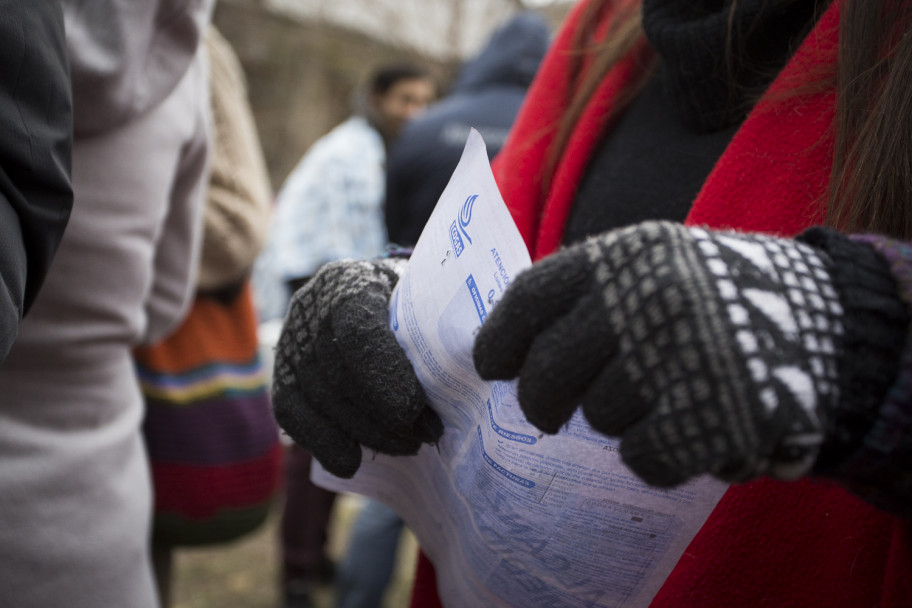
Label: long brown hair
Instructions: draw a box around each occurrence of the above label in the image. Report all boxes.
[547,0,912,238]
[828,1,912,237]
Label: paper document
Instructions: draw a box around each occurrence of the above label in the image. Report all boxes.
[313,130,728,607]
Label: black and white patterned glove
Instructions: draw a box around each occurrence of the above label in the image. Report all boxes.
[473,221,907,487]
[273,258,443,478]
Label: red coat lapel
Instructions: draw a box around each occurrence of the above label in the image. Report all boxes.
[685,1,840,236]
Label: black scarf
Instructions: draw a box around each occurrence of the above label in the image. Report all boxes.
[563,0,829,243]
[642,0,829,132]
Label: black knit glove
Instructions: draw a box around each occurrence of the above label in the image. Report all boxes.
[473,221,907,487]
[272,258,443,478]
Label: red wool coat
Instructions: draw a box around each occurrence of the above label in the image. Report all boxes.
[411,1,912,606]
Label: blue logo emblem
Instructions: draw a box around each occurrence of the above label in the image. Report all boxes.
[459,194,477,243]
[450,195,478,258]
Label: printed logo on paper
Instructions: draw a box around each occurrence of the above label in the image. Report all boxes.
[450,194,478,258]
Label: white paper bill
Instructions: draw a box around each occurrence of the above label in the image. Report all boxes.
[313,130,729,607]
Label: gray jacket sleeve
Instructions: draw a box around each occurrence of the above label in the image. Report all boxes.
[0,0,74,363]
[141,50,211,345]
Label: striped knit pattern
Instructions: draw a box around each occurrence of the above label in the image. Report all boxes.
[135,283,282,546]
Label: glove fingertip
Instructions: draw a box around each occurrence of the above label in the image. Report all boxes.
[514,370,580,435]
[522,407,573,435]
[318,444,364,479]
[271,385,364,479]
[271,388,304,440]
[415,407,445,444]
[473,327,523,380]
[620,436,692,488]
[580,365,650,437]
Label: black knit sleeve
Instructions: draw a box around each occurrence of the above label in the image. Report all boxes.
[800,229,912,517]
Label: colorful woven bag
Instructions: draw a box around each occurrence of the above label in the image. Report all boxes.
[134,282,283,546]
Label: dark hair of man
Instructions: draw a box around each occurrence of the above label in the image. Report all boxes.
[369,62,433,97]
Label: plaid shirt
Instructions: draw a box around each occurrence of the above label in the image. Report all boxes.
[254,116,388,319]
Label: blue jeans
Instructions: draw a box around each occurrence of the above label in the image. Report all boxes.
[335,498,405,608]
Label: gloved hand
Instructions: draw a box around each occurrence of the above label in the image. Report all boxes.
[474,221,906,487]
[272,258,443,478]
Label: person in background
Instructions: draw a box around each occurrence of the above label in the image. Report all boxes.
[272,0,912,607]
[0,1,213,606]
[385,11,550,248]
[0,2,72,367]
[259,62,436,310]
[258,62,436,608]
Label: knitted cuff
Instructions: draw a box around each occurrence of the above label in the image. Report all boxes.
[824,235,912,513]
[797,228,910,472]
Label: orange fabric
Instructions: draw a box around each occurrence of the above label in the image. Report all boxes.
[134,283,260,372]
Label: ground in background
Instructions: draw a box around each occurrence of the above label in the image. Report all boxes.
[171,493,418,608]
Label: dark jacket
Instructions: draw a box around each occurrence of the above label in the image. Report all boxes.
[0,2,73,364]
[384,11,549,246]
